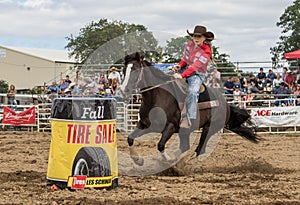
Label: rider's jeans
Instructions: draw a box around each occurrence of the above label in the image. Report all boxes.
[186,74,205,119]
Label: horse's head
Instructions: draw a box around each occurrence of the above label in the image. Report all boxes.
[120,52,146,95]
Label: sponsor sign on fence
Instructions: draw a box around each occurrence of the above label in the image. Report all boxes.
[251,106,300,127]
[2,106,36,125]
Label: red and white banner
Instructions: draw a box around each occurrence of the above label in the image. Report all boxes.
[251,106,300,127]
[2,106,36,125]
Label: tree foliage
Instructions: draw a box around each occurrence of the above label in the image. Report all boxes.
[270,0,300,64]
[0,80,9,93]
[65,18,161,64]
[162,36,190,63]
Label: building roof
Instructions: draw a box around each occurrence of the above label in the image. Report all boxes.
[1,45,76,63]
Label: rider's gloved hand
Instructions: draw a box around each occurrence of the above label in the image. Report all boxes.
[174,65,181,71]
[173,73,182,79]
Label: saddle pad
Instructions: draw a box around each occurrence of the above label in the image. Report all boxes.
[198,100,219,110]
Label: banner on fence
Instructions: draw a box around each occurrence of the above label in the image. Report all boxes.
[2,106,36,125]
[251,106,300,127]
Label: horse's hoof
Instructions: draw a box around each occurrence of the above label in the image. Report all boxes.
[189,152,198,161]
[161,151,173,162]
[131,156,144,166]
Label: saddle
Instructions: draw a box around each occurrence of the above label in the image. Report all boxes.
[179,84,220,110]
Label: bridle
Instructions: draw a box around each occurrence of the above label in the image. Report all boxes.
[136,59,177,93]
[120,56,178,98]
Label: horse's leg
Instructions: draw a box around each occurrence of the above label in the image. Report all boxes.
[157,123,176,161]
[193,120,222,158]
[178,127,191,153]
[128,127,153,166]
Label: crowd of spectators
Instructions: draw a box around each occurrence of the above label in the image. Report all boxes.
[45,64,300,107]
[46,67,123,103]
[205,66,300,107]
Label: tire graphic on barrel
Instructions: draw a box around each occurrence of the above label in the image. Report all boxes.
[72,147,111,177]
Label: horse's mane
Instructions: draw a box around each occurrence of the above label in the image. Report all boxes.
[142,60,187,102]
[125,52,173,83]
[124,52,188,102]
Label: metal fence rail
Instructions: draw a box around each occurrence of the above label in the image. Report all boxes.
[0,98,299,134]
[118,99,300,134]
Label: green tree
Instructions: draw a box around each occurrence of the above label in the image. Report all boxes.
[270,0,300,66]
[211,46,236,76]
[162,36,190,63]
[0,80,9,93]
[65,18,161,65]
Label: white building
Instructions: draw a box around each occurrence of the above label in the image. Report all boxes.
[0,45,78,90]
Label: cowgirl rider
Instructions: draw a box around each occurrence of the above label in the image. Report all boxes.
[173,25,214,127]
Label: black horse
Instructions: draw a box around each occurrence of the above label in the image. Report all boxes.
[121,52,259,165]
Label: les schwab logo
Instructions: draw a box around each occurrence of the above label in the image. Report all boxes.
[68,175,112,189]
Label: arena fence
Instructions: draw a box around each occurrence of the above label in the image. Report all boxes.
[0,97,299,134]
[115,98,300,135]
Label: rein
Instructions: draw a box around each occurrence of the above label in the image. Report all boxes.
[140,79,178,93]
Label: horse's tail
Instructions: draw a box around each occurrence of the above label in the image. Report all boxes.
[226,104,260,143]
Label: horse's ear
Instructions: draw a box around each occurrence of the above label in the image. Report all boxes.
[140,51,145,59]
[135,52,141,61]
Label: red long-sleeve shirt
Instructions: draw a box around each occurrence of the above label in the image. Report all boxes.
[178,41,212,78]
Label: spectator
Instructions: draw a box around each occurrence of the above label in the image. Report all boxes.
[111,78,120,96]
[273,73,283,94]
[65,75,72,84]
[248,74,259,92]
[282,67,288,81]
[296,96,300,106]
[293,84,300,96]
[87,75,100,95]
[288,85,299,105]
[266,69,276,84]
[245,89,255,106]
[291,85,300,98]
[223,76,235,95]
[60,78,70,91]
[237,73,248,94]
[257,67,266,84]
[274,82,290,106]
[108,67,121,84]
[233,76,241,88]
[296,65,300,82]
[59,90,68,98]
[7,84,17,105]
[212,67,221,83]
[284,70,296,88]
[207,78,221,88]
[47,81,59,94]
[47,90,58,103]
[232,85,242,107]
[103,82,112,97]
[73,71,82,96]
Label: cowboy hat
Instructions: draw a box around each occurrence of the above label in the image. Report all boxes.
[187,25,214,41]
[110,67,117,71]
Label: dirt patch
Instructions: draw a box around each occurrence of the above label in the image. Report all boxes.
[0,132,299,205]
